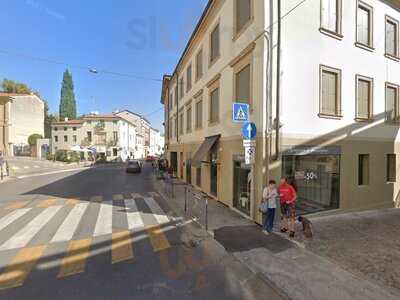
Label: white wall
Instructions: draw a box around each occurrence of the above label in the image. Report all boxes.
[277,0,400,141]
[9,95,44,145]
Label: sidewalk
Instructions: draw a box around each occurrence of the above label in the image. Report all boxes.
[153,177,400,300]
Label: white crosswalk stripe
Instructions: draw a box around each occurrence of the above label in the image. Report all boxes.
[0,208,32,232]
[143,197,170,224]
[0,205,62,250]
[0,196,170,250]
[51,203,89,243]
[93,203,113,236]
[124,199,144,230]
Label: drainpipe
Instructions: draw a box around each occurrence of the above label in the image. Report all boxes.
[275,0,282,161]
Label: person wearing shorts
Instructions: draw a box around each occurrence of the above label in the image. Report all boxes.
[278,177,297,238]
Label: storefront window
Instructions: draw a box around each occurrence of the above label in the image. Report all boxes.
[282,147,340,214]
[233,157,251,215]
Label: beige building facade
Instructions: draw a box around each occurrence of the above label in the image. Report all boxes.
[0,93,44,156]
[162,0,400,223]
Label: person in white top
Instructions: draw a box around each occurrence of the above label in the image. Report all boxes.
[262,180,278,232]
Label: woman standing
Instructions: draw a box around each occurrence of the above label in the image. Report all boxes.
[262,180,278,233]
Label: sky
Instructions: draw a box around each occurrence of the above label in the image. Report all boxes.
[0,0,209,131]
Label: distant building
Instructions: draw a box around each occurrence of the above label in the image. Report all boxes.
[115,110,151,156]
[51,113,137,162]
[0,93,44,156]
[149,127,164,156]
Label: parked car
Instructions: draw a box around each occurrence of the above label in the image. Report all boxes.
[126,160,142,173]
[146,155,156,162]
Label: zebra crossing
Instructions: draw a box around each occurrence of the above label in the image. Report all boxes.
[0,192,173,290]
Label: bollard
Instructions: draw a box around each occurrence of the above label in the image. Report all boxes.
[0,165,3,181]
[184,186,188,212]
[171,180,174,198]
[205,196,208,231]
[5,161,9,177]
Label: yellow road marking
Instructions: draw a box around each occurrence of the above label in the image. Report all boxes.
[4,201,29,210]
[90,196,102,203]
[37,199,57,208]
[0,245,46,290]
[147,225,170,252]
[131,193,143,199]
[58,238,91,278]
[111,231,134,264]
[112,194,124,201]
[66,198,80,205]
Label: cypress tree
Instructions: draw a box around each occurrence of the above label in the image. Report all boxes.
[59,69,77,120]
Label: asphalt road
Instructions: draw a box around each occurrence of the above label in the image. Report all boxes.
[0,163,252,300]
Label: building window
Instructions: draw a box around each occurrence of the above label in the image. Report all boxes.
[73,135,77,143]
[175,86,178,106]
[196,167,201,187]
[319,65,341,117]
[54,127,58,131]
[87,131,92,143]
[358,154,369,186]
[64,136,68,142]
[195,99,203,129]
[175,117,178,137]
[73,127,77,131]
[356,75,373,121]
[169,92,173,110]
[235,64,251,105]
[64,127,67,131]
[179,77,184,100]
[356,1,373,48]
[186,64,192,92]
[196,49,203,80]
[321,0,342,35]
[169,118,173,138]
[235,0,251,35]
[113,148,118,156]
[385,16,399,58]
[210,23,220,64]
[179,111,184,135]
[209,87,220,124]
[186,106,192,133]
[387,154,396,182]
[54,136,58,143]
[386,83,399,122]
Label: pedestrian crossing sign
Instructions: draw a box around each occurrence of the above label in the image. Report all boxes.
[232,103,250,123]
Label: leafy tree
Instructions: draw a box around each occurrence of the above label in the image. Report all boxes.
[44,101,58,138]
[28,134,43,146]
[2,79,33,94]
[59,69,77,120]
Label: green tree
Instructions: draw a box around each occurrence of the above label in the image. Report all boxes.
[2,79,33,94]
[44,101,58,138]
[59,69,77,120]
[28,134,43,146]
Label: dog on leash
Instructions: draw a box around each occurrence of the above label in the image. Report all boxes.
[297,216,313,239]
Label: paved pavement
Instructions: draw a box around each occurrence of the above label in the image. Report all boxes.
[0,163,281,299]
[293,209,400,295]
[156,179,400,300]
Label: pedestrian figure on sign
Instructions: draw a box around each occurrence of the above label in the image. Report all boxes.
[278,177,297,238]
[261,180,278,233]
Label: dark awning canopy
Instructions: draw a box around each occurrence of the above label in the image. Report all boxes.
[191,135,220,167]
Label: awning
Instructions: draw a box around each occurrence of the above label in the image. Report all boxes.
[191,135,220,167]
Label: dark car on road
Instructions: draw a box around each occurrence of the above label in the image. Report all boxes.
[126,160,142,173]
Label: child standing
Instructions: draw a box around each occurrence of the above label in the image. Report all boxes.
[262,180,278,233]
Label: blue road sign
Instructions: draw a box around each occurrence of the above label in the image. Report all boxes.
[242,122,257,140]
[232,103,249,122]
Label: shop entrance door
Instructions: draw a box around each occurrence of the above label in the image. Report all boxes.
[180,152,184,179]
[210,145,218,197]
[170,152,177,176]
[233,160,251,215]
[186,160,192,184]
